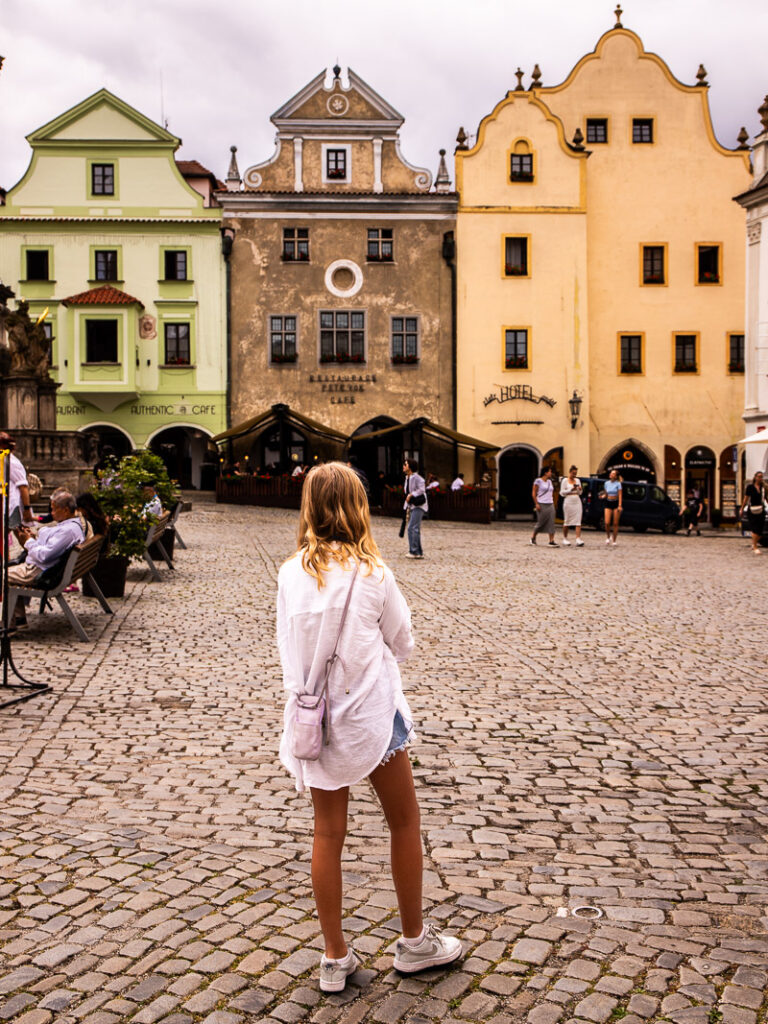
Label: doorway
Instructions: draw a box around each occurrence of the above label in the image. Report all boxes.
[498,447,539,516]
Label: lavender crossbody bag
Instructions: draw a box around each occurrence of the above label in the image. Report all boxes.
[291,566,359,762]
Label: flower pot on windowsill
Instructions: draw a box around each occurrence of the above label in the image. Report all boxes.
[728,362,744,373]
[700,272,719,283]
[319,354,365,364]
[622,364,642,374]
[644,276,664,284]
[391,354,419,365]
[505,265,526,276]
[509,173,534,182]
[674,364,697,373]
[271,353,297,364]
[505,358,528,369]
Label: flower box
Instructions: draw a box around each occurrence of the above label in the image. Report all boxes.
[505,356,528,369]
[728,362,744,373]
[510,172,534,182]
[505,264,526,276]
[327,169,346,180]
[392,354,419,365]
[621,364,643,374]
[319,353,365,364]
[271,353,297,364]
[674,363,697,373]
[644,275,664,284]
[700,271,719,283]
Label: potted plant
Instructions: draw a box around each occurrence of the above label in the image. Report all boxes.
[86,451,179,596]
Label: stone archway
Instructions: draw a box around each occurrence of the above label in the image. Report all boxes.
[149,425,213,490]
[497,444,540,516]
[599,439,658,482]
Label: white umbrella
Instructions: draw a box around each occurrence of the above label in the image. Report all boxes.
[737,430,768,444]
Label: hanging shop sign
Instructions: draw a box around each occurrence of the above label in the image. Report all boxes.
[483,384,556,408]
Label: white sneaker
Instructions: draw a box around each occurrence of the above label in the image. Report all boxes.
[562,539,571,546]
[576,540,584,546]
[605,538,611,545]
[319,949,360,992]
[611,539,617,546]
[405,552,419,558]
[393,923,463,973]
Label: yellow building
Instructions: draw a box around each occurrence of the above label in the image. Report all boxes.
[456,12,750,519]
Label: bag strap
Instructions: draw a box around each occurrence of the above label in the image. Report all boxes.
[301,564,359,698]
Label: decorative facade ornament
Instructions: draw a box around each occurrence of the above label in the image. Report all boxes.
[737,126,750,149]
[226,145,241,191]
[696,64,709,87]
[531,64,542,88]
[324,259,363,299]
[244,168,263,189]
[327,93,349,116]
[435,149,452,193]
[456,127,468,150]
[760,96,768,132]
[514,68,525,92]
[614,4,623,27]
[139,315,157,340]
[747,221,762,245]
[572,127,585,151]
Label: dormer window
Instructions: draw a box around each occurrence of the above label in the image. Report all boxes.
[509,140,534,182]
[327,149,347,180]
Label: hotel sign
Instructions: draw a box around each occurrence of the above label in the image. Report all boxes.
[484,384,556,408]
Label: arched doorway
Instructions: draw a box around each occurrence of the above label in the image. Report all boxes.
[81,424,133,466]
[149,425,213,490]
[718,445,738,521]
[600,440,658,482]
[685,445,716,521]
[349,416,401,498]
[498,446,539,516]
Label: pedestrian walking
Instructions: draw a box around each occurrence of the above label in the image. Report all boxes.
[741,470,766,555]
[0,432,34,529]
[560,465,584,546]
[684,488,705,536]
[602,469,623,545]
[276,462,463,993]
[530,465,557,546]
[403,458,427,559]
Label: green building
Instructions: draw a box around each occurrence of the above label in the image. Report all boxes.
[0,89,227,488]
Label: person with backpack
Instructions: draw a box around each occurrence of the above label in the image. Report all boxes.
[276,462,462,993]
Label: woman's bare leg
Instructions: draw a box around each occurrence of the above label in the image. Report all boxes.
[369,750,423,938]
[310,786,349,959]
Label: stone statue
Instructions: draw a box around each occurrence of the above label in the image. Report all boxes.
[2,299,51,380]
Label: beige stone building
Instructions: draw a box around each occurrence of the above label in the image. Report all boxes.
[218,67,459,484]
[456,12,751,518]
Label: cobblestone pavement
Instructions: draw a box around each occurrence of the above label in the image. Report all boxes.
[1,499,767,1024]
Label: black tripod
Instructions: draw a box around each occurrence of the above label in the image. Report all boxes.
[0,449,49,709]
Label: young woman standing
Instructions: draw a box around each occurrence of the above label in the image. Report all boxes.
[741,470,766,555]
[603,469,623,545]
[277,463,462,992]
[560,465,584,546]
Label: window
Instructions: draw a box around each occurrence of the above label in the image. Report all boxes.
[510,153,533,181]
[505,328,529,369]
[270,315,298,363]
[586,118,608,143]
[326,149,347,180]
[624,484,645,501]
[94,250,118,281]
[391,316,419,364]
[282,228,309,262]
[620,335,643,374]
[320,310,365,363]
[85,320,118,363]
[504,237,529,277]
[697,244,721,284]
[367,228,393,262]
[164,323,191,365]
[91,163,114,195]
[632,118,654,143]
[642,245,665,285]
[163,250,188,280]
[25,250,50,281]
[674,334,698,373]
[728,333,744,373]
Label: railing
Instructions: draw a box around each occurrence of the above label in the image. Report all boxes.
[382,486,491,524]
[217,476,492,523]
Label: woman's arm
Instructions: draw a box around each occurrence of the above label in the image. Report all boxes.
[380,568,414,662]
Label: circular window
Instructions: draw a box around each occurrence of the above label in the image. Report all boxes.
[324,259,363,298]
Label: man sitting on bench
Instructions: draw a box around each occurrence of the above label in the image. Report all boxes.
[10,491,85,627]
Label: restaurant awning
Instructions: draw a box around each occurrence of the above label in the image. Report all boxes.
[212,403,348,445]
[351,417,500,454]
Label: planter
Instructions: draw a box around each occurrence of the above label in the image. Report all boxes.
[149,527,175,562]
[83,554,129,598]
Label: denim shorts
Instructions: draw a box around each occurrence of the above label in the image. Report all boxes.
[379,710,410,766]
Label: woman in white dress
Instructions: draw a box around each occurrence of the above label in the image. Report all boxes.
[560,465,584,546]
[276,463,462,993]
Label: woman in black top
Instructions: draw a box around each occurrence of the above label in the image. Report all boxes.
[741,471,766,555]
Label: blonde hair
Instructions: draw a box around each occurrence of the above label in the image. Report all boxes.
[297,462,382,586]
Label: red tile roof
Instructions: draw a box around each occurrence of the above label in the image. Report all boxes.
[61,286,143,308]
[176,159,214,177]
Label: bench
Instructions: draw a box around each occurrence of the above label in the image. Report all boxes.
[7,534,113,642]
[169,500,188,550]
[143,512,174,581]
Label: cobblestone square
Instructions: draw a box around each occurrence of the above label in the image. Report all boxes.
[1,500,767,1023]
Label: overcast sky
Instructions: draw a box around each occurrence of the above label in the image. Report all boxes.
[1,0,766,190]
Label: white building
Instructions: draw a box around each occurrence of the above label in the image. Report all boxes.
[735,97,768,477]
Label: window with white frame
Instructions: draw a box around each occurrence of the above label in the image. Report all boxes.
[270,315,298,363]
[320,310,365,363]
[391,316,419,364]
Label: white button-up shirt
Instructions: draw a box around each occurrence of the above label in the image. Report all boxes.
[25,516,84,571]
[277,554,414,793]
